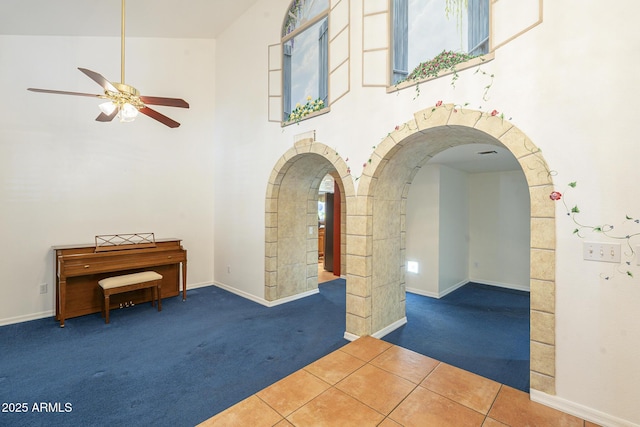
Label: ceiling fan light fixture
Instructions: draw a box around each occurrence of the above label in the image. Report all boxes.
[119,103,139,122]
[99,101,117,115]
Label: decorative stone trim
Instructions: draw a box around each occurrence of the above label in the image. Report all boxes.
[265,105,556,395]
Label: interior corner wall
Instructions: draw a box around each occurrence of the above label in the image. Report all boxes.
[405,164,441,296]
[405,162,468,297]
[468,170,530,290]
[437,165,470,294]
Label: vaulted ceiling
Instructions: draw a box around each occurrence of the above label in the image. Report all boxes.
[0,0,260,38]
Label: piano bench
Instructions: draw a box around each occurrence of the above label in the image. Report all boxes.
[98,271,163,324]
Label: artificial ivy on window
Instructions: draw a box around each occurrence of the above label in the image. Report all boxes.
[445,0,468,31]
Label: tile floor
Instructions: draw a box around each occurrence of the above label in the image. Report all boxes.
[198,336,599,427]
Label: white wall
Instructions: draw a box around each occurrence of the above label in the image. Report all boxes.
[438,164,470,294]
[406,164,525,297]
[405,163,471,297]
[405,164,440,295]
[212,0,640,424]
[469,170,530,290]
[0,35,217,324]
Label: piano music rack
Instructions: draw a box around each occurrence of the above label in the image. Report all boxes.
[95,233,156,253]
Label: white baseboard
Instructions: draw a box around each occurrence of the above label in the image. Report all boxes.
[0,310,55,327]
[0,281,217,327]
[343,331,359,341]
[373,317,407,338]
[186,281,215,290]
[531,390,640,427]
[406,279,466,299]
[212,281,319,307]
[470,278,530,292]
[407,279,529,300]
[343,317,408,342]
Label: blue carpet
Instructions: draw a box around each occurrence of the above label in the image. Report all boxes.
[0,279,529,426]
[383,282,530,392]
[0,281,348,427]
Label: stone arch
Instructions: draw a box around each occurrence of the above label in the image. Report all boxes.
[265,138,354,302]
[348,104,556,395]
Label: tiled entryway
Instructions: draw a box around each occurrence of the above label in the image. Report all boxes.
[198,336,597,426]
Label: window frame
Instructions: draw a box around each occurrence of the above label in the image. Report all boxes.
[281,1,331,125]
[388,0,492,90]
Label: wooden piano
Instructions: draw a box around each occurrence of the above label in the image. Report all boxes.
[53,235,187,327]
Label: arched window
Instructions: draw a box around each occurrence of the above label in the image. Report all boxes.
[282,0,330,122]
[392,0,489,84]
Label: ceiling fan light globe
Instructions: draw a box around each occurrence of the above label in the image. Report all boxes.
[119,103,139,122]
[99,101,117,115]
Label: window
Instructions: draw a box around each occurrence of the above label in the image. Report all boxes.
[282,0,330,122]
[391,0,489,84]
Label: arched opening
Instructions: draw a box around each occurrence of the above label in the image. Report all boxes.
[265,139,353,301]
[349,105,556,395]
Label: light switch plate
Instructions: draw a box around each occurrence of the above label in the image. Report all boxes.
[583,242,621,263]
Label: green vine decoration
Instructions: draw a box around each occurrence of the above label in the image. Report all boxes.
[396,51,493,101]
[445,0,468,47]
[286,96,326,124]
[524,144,640,280]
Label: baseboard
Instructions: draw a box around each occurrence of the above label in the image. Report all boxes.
[531,390,640,427]
[406,280,466,299]
[186,281,215,290]
[0,310,55,327]
[212,281,319,307]
[343,331,359,341]
[407,279,529,300]
[342,317,408,342]
[372,317,408,338]
[0,282,216,327]
[405,287,439,298]
[470,279,530,292]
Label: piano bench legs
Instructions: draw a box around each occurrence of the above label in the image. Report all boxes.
[98,271,163,324]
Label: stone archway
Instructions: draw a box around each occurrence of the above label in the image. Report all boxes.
[348,104,556,395]
[264,138,354,302]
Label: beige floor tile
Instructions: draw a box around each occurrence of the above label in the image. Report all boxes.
[378,418,403,426]
[304,348,366,385]
[199,338,592,427]
[421,362,501,414]
[388,386,486,427]
[482,417,509,426]
[488,385,584,427]
[197,395,283,427]
[287,388,385,426]
[371,344,440,384]
[318,265,338,283]
[335,363,416,415]
[256,369,330,417]
[340,335,393,361]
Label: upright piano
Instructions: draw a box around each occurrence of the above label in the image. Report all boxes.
[53,238,187,327]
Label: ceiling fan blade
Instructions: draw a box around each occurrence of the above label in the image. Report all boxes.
[27,88,103,98]
[139,106,181,128]
[96,110,118,122]
[139,96,189,109]
[78,68,119,93]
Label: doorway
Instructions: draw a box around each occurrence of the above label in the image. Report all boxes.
[318,174,342,283]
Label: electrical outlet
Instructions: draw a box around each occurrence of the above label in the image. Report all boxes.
[227,265,231,274]
[583,242,621,263]
[39,283,48,294]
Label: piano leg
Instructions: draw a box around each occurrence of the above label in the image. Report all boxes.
[182,260,187,301]
[59,278,66,328]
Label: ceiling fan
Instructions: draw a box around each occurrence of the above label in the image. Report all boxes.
[27,0,189,128]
